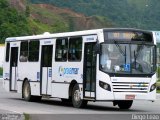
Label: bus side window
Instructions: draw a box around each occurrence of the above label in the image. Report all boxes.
[20,41,28,62]
[55,38,68,61]
[5,43,10,62]
[68,37,82,61]
[28,41,40,62]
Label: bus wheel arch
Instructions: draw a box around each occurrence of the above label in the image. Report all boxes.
[22,78,41,102]
[22,78,29,98]
[61,80,77,103]
[22,78,32,101]
[69,80,77,98]
[72,83,87,108]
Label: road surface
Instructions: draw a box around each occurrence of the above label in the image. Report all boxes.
[0,79,159,120]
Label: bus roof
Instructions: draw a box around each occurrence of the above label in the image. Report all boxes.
[6,29,102,42]
[5,28,151,42]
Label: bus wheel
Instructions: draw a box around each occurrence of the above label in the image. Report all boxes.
[23,81,33,101]
[117,100,133,109]
[72,84,87,108]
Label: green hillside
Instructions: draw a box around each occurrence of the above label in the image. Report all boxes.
[1,0,159,43]
[0,0,55,43]
[0,0,30,43]
[31,0,160,30]
[0,0,113,43]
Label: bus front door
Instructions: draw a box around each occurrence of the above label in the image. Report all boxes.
[41,45,53,95]
[10,47,18,91]
[83,43,96,99]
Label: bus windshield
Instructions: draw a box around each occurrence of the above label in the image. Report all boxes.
[100,43,156,75]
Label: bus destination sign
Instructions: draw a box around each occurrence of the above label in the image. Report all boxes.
[105,31,152,42]
[108,32,135,40]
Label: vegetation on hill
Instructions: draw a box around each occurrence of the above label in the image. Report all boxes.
[2,0,159,43]
[0,67,2,76]
[31,0,160,30]
[0,0,31,43]
[29,3,113,32]
[0,0,113,43]
[0,0,67,43]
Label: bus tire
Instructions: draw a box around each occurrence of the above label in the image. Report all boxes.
[72,84,87,108]
[117,100,133,109]
[22,80,33,101]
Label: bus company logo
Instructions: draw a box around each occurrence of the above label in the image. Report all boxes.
[59,66,79,76]
[59,66,65,76]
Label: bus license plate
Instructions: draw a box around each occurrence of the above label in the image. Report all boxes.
[125,95,135,100]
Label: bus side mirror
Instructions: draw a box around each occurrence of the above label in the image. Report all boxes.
[94,43,100,54]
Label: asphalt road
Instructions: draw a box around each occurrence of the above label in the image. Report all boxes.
[0,79,160,120]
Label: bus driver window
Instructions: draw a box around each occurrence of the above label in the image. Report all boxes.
[100,44,111,70]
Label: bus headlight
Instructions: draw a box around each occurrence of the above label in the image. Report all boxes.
[150,83,156,92]
[99,81,111,91]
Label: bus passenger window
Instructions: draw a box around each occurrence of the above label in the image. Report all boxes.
[68,37,82,61]
[28,41,40,62]
[20,41,28,62]
[55,38,68,61]
[5,43,10,62]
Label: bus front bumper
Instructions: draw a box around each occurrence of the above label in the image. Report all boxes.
[113,91,156,101]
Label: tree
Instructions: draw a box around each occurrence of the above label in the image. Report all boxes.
[25,5,30,17]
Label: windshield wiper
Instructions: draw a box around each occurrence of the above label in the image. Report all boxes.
[114,40,126,65]
[135,45,144,58]
[124,46,126,64]
[133,45,144,71]
[114,41,125,56]
[134,50,136,68]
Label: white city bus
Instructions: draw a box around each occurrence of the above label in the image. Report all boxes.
[3,28,157,109]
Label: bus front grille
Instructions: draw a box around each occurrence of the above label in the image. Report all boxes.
[112,82,149,93]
